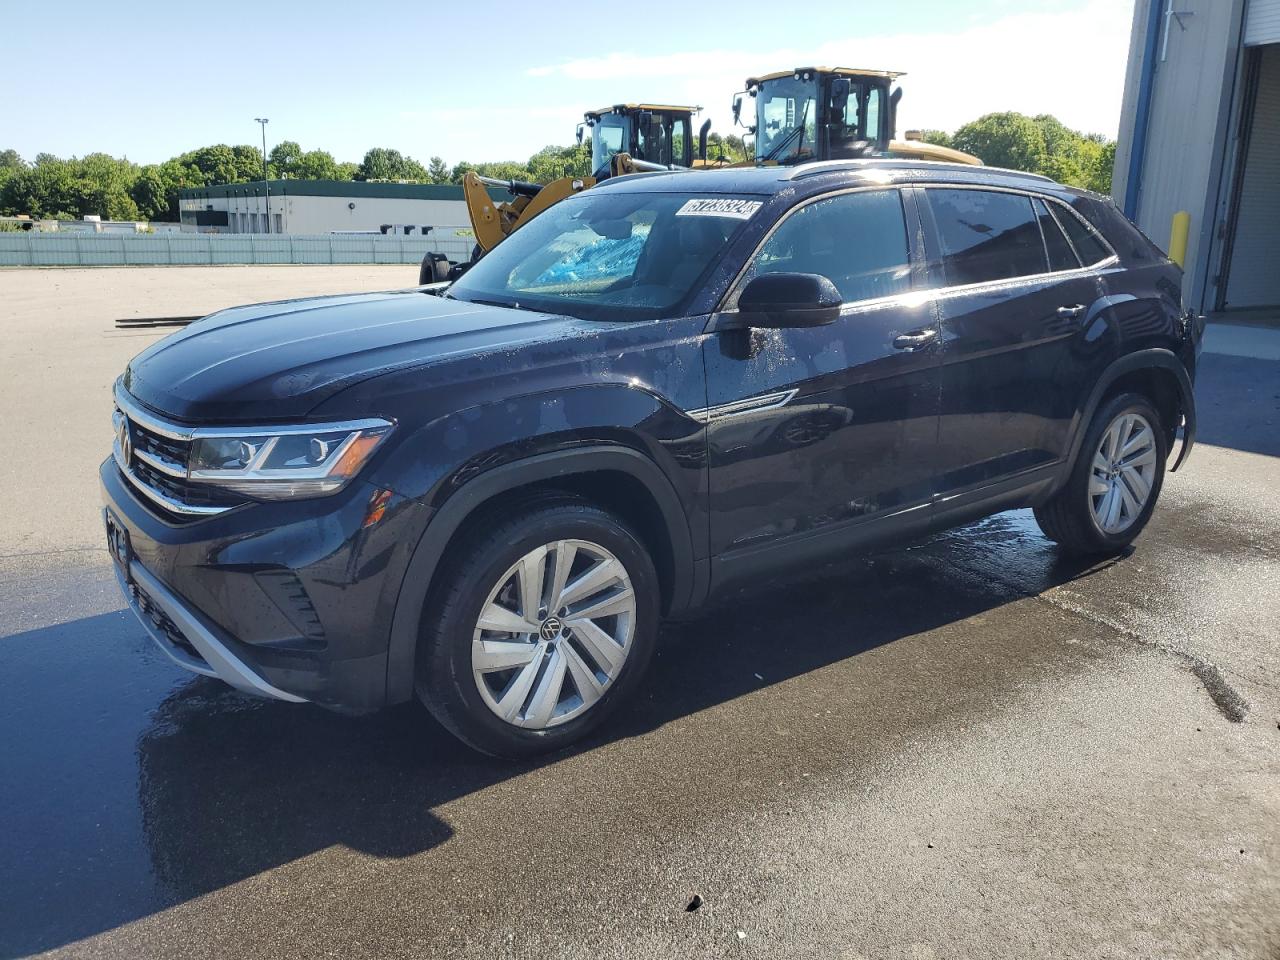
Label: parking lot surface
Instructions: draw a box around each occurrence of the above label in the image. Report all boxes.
[1,267,1277,959]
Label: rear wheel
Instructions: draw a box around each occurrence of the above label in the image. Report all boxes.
[1034,392,1167,554]
[417,499,659,757]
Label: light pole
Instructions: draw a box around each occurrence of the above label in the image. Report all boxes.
[255,117,270,233]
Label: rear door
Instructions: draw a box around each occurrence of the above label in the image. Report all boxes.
[919,186,1111,496]
[702,186,942,582]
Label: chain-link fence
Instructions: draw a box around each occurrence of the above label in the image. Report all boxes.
[0,231,473,267]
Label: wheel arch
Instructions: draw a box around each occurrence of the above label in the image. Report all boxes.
[1066,348,1196,479]
[384,445,700,705]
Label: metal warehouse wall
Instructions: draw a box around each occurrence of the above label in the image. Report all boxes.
[1112,0,1247,312]
[214,194,471,235]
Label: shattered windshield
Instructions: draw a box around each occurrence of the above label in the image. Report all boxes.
[448,190,765,322]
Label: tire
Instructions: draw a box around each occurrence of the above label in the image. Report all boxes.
[418,252,447,285]
[1034,391,1167,555]
[416,498,660,757]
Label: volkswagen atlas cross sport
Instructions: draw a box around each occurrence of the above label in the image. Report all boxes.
[103,160,1202,757]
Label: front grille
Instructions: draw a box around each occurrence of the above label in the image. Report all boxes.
[114,391,246,521]
[132,421,190,469]
[130,577,207,665]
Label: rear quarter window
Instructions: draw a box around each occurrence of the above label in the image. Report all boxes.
[1055,203,1112,266]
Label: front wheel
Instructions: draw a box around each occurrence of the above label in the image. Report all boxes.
[1034,392,1168,554]
[417,499,659,757]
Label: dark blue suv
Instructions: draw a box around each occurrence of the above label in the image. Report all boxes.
[102,160,1201,756]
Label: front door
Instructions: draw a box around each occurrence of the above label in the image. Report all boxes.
[702,187,942,585]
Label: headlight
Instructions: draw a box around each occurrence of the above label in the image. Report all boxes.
[186,419,394,500]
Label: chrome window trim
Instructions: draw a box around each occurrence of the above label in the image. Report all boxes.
[713,181,1118,329]
[916,257,1118,304]
[113,381,392,441]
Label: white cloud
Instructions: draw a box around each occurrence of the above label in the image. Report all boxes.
[527,0,1134,140]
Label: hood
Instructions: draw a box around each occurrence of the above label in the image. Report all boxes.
[123,289,581,422]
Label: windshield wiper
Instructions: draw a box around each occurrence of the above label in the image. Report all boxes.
[457,294,518,309]
[763,100,811,163]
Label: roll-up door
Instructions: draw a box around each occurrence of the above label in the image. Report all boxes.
[1225,45,1280,308]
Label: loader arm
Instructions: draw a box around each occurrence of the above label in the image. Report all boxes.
[462,152,661,255]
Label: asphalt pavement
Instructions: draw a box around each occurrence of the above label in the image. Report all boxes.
[0,267,1276,959]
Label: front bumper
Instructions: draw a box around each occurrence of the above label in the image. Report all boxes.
[113,552,306,702]
[101,456,432,710]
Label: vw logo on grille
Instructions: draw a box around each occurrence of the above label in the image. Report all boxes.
[117,417,133,467]
[539,617,563,641]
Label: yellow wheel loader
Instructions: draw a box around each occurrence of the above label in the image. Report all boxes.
[732,66,981,167]
[418,104,710,283]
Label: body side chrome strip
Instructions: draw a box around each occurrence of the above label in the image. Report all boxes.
[686,388,798,424]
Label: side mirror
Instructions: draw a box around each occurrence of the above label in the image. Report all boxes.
[698,118,711,162]
[576,123,586,145]
[732,92,744,126]
[730,273,842,329]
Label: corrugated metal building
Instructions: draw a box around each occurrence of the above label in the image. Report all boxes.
[178,179,504,237]
[1114,0,1280,316]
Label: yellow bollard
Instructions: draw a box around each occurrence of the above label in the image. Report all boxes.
[1168,210,1190,268]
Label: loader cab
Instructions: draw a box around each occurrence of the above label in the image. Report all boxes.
[734,67,900,165]
[581,104,698,174]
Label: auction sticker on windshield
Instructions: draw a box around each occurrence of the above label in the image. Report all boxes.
[675,198,763,219]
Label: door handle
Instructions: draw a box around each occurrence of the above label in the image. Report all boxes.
[892,329,938,351]
[1056,304,1086,319]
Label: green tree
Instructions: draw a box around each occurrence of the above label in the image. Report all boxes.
[335,161,360,180]
[449,161,476,184]
[527,143,590,183]
[947,112,1115,193]
[357,147,429,181]
[427,155,449,183]
[0,148,24,198]
[917,129,954,149]
[268,140,303,177]
[951,112,1048,173]
[473,160,532,182]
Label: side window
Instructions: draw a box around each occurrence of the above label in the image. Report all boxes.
[748,189,911,304]
[926,188,1048,286]
[671,117,689,166]
[862,86,882,140]
[1055,202,1111,265]
[1034,198,1080,272]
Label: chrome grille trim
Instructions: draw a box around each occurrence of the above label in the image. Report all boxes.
[133,447,187,478]
[113,439,232,517]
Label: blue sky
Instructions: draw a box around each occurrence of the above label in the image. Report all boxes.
[2,0,1134,167]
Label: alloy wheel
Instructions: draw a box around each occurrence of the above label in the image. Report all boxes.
[471,539,636,729]
[1089,412,1157,535]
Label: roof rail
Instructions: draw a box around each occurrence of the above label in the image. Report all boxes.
[783,158,1057,184]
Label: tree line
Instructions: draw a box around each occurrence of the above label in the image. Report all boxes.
[919,112,1115,195]
[0,112,1113,224]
